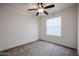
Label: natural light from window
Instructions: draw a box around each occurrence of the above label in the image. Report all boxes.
[46,16,61,36]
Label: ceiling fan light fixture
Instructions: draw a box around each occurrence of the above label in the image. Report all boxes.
[38,8,44,13]
[28,3,55,16]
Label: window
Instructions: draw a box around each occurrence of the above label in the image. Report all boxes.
[46,16,61,36]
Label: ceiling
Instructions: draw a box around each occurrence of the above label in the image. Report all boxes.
[1,3,77,17]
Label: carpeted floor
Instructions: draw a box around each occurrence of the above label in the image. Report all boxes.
[1,40,77,56]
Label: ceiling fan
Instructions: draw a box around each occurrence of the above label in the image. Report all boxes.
[28,3,55,16]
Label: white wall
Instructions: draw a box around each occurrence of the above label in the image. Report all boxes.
[78,4,79,55]
[39,6,77,49]
[0,4,39,51]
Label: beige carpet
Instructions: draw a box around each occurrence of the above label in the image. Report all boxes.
[1,40,77,56]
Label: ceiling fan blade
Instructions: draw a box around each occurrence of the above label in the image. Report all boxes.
[37,3,42,6]
[40,3,43,7]
[44,11,48,15]
[44,4,55,9]
[28,9,38,11]
[37,3,40,5]
[37,3,43,8]
[36,12,39,16]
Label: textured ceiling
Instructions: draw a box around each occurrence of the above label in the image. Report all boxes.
[0,3,77,17]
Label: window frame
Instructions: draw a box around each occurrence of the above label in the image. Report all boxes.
[46,16,61,36]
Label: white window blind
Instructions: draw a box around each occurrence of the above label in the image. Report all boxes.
[46,16,61,36]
